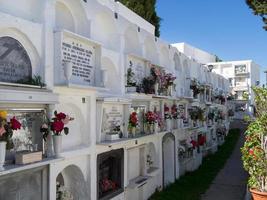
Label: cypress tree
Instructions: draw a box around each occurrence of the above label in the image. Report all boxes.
[119,0,161,37]
[246,0,267,30]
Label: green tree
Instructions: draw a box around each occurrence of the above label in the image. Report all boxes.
[119,0,161,37]
[246,0,267,30]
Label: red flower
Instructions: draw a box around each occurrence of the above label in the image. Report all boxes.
[51,120,64,133]
[56,112,66,120]
[10,117,21,130]
[164,105,170,112]
[129,112,138,127]
[191,140,198,149]
[198,135,206,146]
[249,149,254,156]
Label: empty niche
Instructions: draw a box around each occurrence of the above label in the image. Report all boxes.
[56,165,89,200]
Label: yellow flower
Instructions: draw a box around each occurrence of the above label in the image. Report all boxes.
[0,111,7,119]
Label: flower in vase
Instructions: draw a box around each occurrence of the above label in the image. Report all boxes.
[190,140,198,149]
[129,112,138,128]
[0,111,7,119]
[10,117,22,130]
[171,104,178,119]
[51,120,64,133]
[0,127,6,137]
[164,105,172,119]
[145,111,157,124]
[56,112,67,120]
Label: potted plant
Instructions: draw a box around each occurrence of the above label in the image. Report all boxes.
[241,87,267,199]
[164,104,172,131]
[0,110,21,170]
[142,75,156,94]
[145,111,157,134]
[126,68,137,93]
[40,111,74,158]
[164,73,176,96]
[128,112,138,137]
[106,125,122,141]
[190,79,201,99]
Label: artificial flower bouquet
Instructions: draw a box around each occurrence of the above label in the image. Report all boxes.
[171,104,179,119]
[40,111,74,140]
[145,111,157,124]
[164,104,172,120]
[0,110,21,150]
[128,112,138,128]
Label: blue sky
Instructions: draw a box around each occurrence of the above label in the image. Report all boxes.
[156,0,267,83]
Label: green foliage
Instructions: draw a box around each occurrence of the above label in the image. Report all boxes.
[150,129,240,200]
[126,68,137,87]
[17,75,46,88]
[215,55,223,62]
[119,0,161,36]
[246,0,267,30]
[241,86,267,191]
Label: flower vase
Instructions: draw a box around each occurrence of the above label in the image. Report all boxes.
[154,83,159,95]
[0,142,6,171]
[64,61,72,83]
[149,124,154,134]
[53,135,63,158]
[154,123,159,133]
[131,127,136,137]
[166,119,172,131]
[168,86,173,96]
[176,119,180,129]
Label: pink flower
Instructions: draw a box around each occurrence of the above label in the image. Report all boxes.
[10,117,21,130]
[41,123,48,129]
[0,127,6,137]
[62,115,71,125]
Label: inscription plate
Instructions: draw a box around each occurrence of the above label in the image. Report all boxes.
[0,37,32,83]
[61,35,95,85]
[102,105,123,133]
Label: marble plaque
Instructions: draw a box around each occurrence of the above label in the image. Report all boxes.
[0,37,32,83]
[61,35,95,85]
[102,105,123,133]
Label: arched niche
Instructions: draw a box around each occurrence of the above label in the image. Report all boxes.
[101,57,120,94]
[55,1,75,33]
[124,26,142,56]
[56,103,87,149]
[144,36,158,64]
[162,133,176,187]
[146,142,159,173]
[92,11,120,50]
[160,46,170,69]
[55,0,89,36]
[0,28,43,82]
[56,165,89,200]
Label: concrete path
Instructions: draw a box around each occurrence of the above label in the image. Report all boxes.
[201,121,248,200]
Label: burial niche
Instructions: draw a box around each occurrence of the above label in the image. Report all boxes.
[97,149,124,200]
[0,36,32,83]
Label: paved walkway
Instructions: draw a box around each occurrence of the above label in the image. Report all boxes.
[201,121,248,200]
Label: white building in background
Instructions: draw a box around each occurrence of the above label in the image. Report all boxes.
[208,60,260,118]
[0,0,240,200]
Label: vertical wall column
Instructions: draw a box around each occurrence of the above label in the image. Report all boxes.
[42,0,56,89]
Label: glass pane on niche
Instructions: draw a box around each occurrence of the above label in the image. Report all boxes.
[130,106,146,134]
[4,109,45,157]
